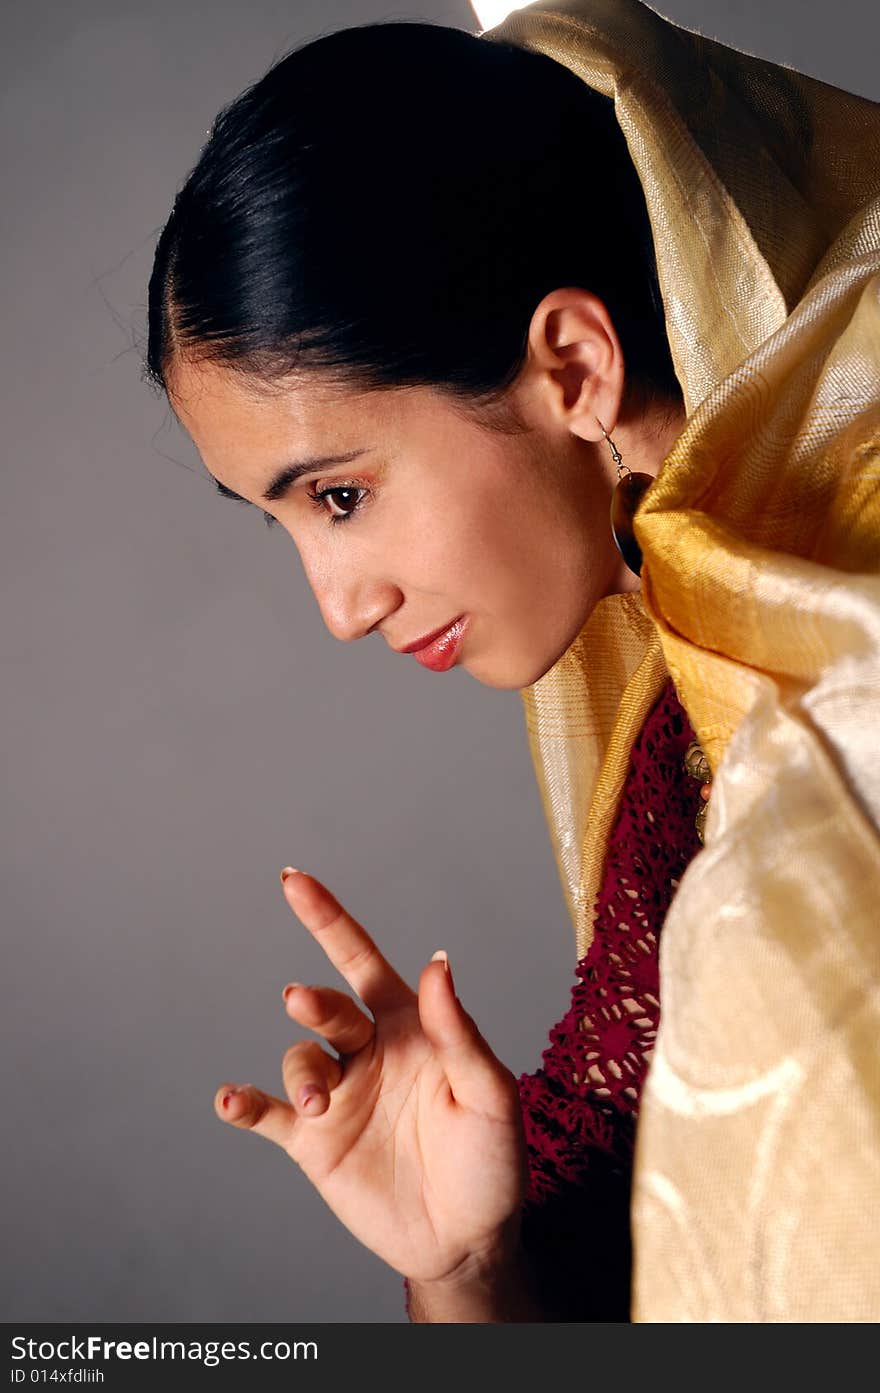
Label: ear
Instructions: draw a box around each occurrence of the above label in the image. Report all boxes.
[522,287,626,445]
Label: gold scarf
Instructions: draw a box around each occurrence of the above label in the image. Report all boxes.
[483,0,880,1321]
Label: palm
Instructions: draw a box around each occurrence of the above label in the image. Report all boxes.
[291,1010,525,1282]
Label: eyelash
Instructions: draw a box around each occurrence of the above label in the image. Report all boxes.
[258,478,370,530]
[305,480,370,528]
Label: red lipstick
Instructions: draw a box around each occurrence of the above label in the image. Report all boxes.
[403,615,469,672]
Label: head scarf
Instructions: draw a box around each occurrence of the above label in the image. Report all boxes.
[482,0,880,1321]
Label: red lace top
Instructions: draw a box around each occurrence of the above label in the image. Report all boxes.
[516,676,703,1319]
[403,677,703,1320]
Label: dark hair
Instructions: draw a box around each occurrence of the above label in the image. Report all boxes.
[145,20,682,425]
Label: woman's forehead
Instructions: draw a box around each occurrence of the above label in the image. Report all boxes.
[170,358,324,421]
[169,359,431,436]
[167,362,460,490]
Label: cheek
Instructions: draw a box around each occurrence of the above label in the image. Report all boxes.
[381,493,486,582]
[447,506,557,605]
[390,465,564,598]
[421,507,514,589]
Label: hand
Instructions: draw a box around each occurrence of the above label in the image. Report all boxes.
[214,869,529,1286]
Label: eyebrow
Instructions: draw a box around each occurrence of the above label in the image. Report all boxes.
[210,449,372,508]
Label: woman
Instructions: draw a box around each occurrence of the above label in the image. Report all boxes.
[145,1,880,1320]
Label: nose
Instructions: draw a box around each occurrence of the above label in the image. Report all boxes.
[302,553,403,644]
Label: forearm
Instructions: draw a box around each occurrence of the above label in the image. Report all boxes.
[406,1243,547,1323]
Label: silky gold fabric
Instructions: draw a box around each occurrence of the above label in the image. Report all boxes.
[484,0,880,1321]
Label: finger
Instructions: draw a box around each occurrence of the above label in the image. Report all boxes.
[280,869,414,1014]
[416,953,519,1121]
[282,983,376,1057]
[282,1039,343,1117]
[214,1082,297,1149]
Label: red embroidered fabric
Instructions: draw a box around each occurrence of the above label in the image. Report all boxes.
[402,677,702,1320]
[516,675,704,1319]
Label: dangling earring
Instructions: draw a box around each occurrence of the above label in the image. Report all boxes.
[596,417,712,843]
[596,416,655,578]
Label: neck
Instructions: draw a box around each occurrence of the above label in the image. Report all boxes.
[621,396,687,479]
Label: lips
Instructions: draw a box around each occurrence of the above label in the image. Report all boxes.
[399,615,467,655]
[408,615,469,673]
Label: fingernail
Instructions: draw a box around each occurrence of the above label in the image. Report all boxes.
[221,1089,237,1109]
[280,866,301,884]
[431,949,454,994]
[298,1083,323,1110]
[282,983,301,1003]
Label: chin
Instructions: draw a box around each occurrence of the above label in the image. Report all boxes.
[467,670,524,691]
[463,649,557,692]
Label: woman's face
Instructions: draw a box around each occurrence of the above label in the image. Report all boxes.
[169,354,634,690]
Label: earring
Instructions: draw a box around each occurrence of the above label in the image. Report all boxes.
[596,416,655,578]
[597,417,711,843]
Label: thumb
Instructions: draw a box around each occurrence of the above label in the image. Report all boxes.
[417,951,517,1119]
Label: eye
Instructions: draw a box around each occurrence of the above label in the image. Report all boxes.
[306,481,369,527]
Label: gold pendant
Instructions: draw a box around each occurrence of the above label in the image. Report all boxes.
[683,737,712,845]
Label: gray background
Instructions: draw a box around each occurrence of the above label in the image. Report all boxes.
[3,0,876,1323]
